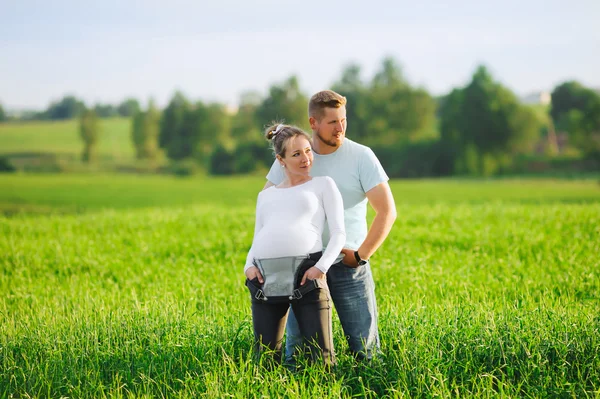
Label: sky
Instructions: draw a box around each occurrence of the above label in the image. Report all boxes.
[1,0,599,110]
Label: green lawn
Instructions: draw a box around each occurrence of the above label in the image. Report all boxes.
[1,174,599,216]
[1,176,599,397]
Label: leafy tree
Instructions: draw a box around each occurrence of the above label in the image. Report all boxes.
[331,64,369,142]
[550,81,600,154]
[160,91,191,159]
[440,65,541,175]
[79,108,100,162]
[117,98,141,117]
[550,81,598,122]
[198,102,231,161]
[363,57,437,145]
[209,144,235,175]
[256,76,309,130]
[94,103,118,118]
[173,104,198,160]
[232,141,272,174]
[131,101,160,160]
[46,95,85,120]
[231,91,262,143]
[162,99,231,163]
[332,59,437,146]
[0,156,16,172]
[144,101,161,160]
[0,103,6,122]
[439,89,465,145]
[371,57,408,89]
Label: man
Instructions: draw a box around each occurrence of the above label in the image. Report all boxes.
[263,90,397,360]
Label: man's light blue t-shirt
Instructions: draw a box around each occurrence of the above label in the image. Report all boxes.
[266,138,389,250]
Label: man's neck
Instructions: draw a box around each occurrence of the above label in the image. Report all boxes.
[311,134,343,155]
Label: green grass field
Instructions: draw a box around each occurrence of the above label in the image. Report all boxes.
[1,175,599,398]
[0,118,133,160]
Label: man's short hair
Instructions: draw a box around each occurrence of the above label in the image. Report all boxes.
[308,90,347,120]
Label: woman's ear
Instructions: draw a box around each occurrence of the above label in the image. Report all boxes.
[276,155,284,167]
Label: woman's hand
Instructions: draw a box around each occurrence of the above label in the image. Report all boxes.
[245,266,264,283]
[300,266,326,285]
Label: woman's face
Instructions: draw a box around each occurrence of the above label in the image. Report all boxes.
[278,135,313,177]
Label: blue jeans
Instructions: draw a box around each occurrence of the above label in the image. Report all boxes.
[285,260,380,360]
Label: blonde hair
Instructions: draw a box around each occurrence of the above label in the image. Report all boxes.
[308,90,347,120]
[264,122,311,158]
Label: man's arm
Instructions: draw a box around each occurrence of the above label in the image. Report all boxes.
[341,181,397,266]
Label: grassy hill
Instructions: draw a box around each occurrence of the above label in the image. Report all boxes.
[0,117,134,163]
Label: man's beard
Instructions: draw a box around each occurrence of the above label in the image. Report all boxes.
[315,129,342,148]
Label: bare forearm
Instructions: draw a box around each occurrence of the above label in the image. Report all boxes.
[357,209,396,260]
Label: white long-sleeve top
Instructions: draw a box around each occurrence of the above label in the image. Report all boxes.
[244,176,346,273]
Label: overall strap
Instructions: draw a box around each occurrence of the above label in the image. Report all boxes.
[290,278,324,300]
[246,279,268,301]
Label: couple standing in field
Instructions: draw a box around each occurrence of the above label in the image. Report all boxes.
[244,90,397,366]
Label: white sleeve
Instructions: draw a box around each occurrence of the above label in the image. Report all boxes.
[244,194,263,272]
[314,177,346,273]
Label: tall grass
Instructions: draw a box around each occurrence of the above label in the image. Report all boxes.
[1,176,599,397]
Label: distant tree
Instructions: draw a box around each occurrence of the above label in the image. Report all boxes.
[231,91,262,143]
[256,76,309,130]
[232,141,272,174]
[439,89,465,145]
[371,57,407,89]
[440,65,542,175]
[331,63,370,142]
[79,108,100,162]
[117,98,141,117]
[463,67,539,154]
[550,81,600,155]
[196,102,231,160]
[94,103,118,118]
[174,101,230,162]
[227,91,275,174]
[172,104,198,160]
[363,57,437,145]
[550,81,598,122]
[132,111,143,157]
[160,96,231,164]
[160,91,191,159]
[131,101,160,160]
[209,144,235,175]
[0,103,5,122]
[46,95,85,120]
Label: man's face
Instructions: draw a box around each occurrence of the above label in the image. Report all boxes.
[310,106,347,149]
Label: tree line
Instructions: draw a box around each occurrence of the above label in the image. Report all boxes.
[83,58,600,177]
[3,57,599,176]
[0,97,141,121]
